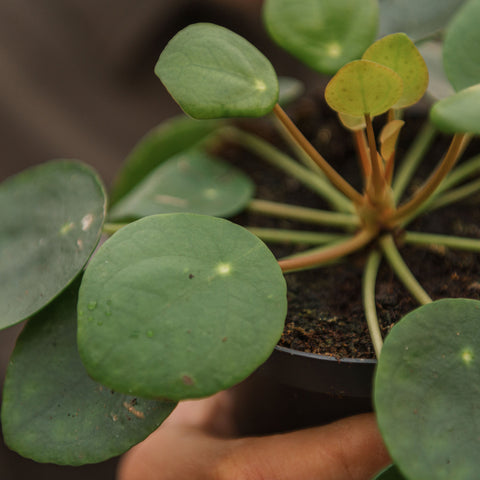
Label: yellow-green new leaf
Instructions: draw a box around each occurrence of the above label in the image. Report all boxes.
[380,119,405,161]
[325,60,403,117]
[362,33,429,109]
[338,112,366,131]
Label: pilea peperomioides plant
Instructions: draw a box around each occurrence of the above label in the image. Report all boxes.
[1,0,480,478]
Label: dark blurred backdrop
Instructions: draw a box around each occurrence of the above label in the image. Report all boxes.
[0,1,315,478]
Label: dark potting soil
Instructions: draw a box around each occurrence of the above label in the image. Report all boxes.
[224,88,480,360]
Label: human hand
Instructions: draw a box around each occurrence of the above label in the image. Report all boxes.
[117,391,390,480]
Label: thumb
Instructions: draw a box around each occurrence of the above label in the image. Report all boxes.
[218,413,391,480]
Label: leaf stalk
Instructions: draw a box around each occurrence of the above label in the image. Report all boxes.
[380,235,432,305]
[279,228,376,272]
[273,104,364,205]
[388,133,466,226]
[362,249,384,358]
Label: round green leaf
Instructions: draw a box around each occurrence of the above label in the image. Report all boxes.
[110,116,220,205]
[430,84,480,134]
[379,0,466,41]
[443,0,480,92]
[362,33,429,109]
[108,149,254,221]
[373,465,406,480]
[0,161,106,330]
[78,213,287,401]
[1,279,175,465]
[155,23,279,119]
[263,0,378,75]
[325,59,403,117]
[375,298,480,480]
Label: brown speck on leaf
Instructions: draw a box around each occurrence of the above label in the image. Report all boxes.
[182,375,195,386]
[222,337,228,342]
[189,274,194,279]
[123,401,145,419]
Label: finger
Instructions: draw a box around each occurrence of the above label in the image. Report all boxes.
[117,392,237,480]
[219,413,391,480]
[163,391,236,436]
[117,423,227,480]
[117,413,390,480]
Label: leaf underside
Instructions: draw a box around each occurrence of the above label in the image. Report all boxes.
[362,33,428,109]
[325,59,403,117]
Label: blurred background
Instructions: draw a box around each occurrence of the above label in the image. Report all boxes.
[0,0,315,478]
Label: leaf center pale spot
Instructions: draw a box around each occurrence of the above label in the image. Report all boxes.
[327,42,342,58]
[216,263,232,275]
[204,188,218,199]
[254,79,267,92]
[461,348,474,366]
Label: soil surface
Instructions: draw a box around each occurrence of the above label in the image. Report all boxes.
[225,89,480,359]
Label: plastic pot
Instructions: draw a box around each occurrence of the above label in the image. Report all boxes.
[230,345,376,435]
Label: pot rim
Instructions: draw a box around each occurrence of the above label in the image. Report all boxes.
[274,344,377,365]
